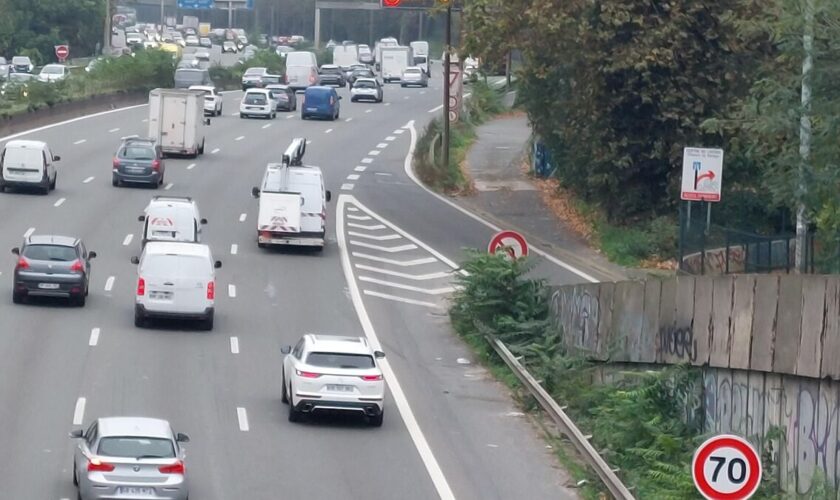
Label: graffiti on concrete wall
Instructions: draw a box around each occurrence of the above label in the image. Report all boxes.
[551,287,599,352]
[659,326,698,362]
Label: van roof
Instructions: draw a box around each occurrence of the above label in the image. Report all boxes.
[5,139,48,149]
[262,164,322,192]
[146,196,195,209]
[144,241,211,257]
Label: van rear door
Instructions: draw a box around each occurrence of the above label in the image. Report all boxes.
[160,95,188,150]
[2,146,44,183]
[142,254,211,314]
[258,192,302,235]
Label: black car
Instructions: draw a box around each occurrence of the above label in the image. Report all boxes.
[318,65,346,87]
[12,235,97,306]
[266,84,297,111]
[347,67,376,88]
[112,136,165,188]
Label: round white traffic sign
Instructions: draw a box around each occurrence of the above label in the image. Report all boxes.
[448,95,458,109]
[488,230,529,259]
[692,434,761,500]
[448,110,458,123]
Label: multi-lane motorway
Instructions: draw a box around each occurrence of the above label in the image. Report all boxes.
[0,67,594,499]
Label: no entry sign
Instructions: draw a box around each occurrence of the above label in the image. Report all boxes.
[692,434,761,499]
[488,230,529,259]
[54,45,69,62]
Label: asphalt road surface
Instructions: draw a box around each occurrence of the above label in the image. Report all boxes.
[0,67,588,499]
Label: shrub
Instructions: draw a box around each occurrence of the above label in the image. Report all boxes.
[89,49,175,92]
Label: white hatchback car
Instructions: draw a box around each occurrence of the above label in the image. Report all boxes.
[131,241,221,330]
[189,85,223,116]
[240,89,277,119]
[281,335,386,426]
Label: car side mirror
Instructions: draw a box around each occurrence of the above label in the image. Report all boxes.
[130,256,140,265]
[214,260,222,269]
[69,429,83,439]
[374,350,385,359]
[176,432,190,443]
[204,118,211,125]
[251,187,260,198]
[338,95,342,100]
[200,218,208,225]
[280,345,291,355]
[11,247,19,255]
[138,215,145,222]
[53,155,61,161]
[88,251,97,259]
[325,190,332,202]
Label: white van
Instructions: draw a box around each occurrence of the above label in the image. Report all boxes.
[132,241,221,330]
[285,51,318,91]
[138,196,207,246]
[251,138,331,250]
[0,140,59,194]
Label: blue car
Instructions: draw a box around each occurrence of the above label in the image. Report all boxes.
[301,86,341,121]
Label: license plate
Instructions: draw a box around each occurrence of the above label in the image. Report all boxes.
[326,384,354,393]
[117,487,154,495]
[38,283,59,289]
[307,107,317,112]
[149,291,172,299]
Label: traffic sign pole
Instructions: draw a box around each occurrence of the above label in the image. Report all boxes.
[442,4,451,173]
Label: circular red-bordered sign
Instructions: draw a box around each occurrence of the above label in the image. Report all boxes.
[488,230,529,259]
[692,434,761,500]
[382,0,401,6]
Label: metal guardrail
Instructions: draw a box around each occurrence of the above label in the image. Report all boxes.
[487,336,635,500]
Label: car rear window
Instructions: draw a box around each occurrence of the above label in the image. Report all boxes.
[321,67,340,74]
[305,91,331,105]
[262,75,282,84]
[306,352,375,369]
[120,146,155,160]
[23,244,77,261]
[405,69,421,74]
[97,437,175,459]
[244,93,267,105]
[354,80,375,89]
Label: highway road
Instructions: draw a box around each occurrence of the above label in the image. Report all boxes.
[0,65,587,499]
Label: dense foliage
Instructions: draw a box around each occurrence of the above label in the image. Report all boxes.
[0,0,106,63]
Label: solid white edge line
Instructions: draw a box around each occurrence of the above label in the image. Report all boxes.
[230,336,240,354]
[54,198,66,207]
[0,104,147,144]
[363,290,439,308]
[228,284,236,298]
[122,234,133,246]
[401,120,599,283]
[24,227,35,238]
[88,328,100,347]
[73,397,86,426]
[236,407,249,431]
[337,195,456,500]
[104,276,115,292]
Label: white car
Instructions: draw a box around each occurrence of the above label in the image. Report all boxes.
[185,35,200,46]
[281,334,386,426]
[194,50,210,62]
[240,89,276,119]
[37,64,68,83]
[139,196,207,246]
[132,241,221,330]
[189,85,222,116]
[350,77,383,103]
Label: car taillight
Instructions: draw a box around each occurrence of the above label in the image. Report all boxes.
[361,374,383,381]
[87,458,115,472]
[151,159,161,171]
[159,461,185,474]
[296,370,321,378]
[259,230,271,238]
[136,277,145,296]
[309,71,316,84]
[206,281,215,300]
[70,260,83,273]
[15,257,29,270]
[112,157,120,168]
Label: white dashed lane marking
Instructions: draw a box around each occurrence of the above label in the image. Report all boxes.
[365,109,372,113]
[187,163,196,170]
[211,148,220,154]
[393,129,405,135]
[239,213,247,222]
[361,158,373,164]
[235,136,245,141]
[123,234,133,246]
[385,136,396,141]
[83,176,95,183]
[341,183,354,190]
[73,397,86,425]
[228,284,237,298]
[325,128,333,134]
[230,244,238,255]
[345,118,353,122]
[104,276,115,292]
[237,407,249,431]
[354,166,367,172]
[108,128,120,133]
[89,328,100,347]
[384,102,391,106]
[377,143,388,148]
[54,198,65,207]
[347,174,360,180]
[368,150,380,156]
[230,337,240,354]
[262,123,272,129]
[164,183,174,190]
[73,139,87,145]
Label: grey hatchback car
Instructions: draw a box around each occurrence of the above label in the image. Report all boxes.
[12,235,96,306]
[71,417,190,500]
[112,137,165,188]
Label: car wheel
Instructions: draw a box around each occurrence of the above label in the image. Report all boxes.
[239,113,245,118]
[12,290,23,304]
[350,97,356,102]
[202,311,214,331]
[401,84,406,88]
[73,460,78,486]
[198,140,205,155]
[41,176,50,195]
[0,176,5,192]
[301,114,306,120]
[369,411,384,427]
[288,385,301,422]
[134,308,146,328]
[281,373,288,404]
[74,293,86,307]
[112,176,119,187]
[50,172,57,190]
[217,107,222,116]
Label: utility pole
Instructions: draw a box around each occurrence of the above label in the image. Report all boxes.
[796,0,814,273]
[160,0,165,29]
[442,4,451,172]
[103,0,111,55]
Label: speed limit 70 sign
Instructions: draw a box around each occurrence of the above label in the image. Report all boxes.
[693,434,761,499]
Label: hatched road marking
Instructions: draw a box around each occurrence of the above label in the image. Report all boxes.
[363,290,437,308]
[349,241,417,253]
[358,276,455,295]
[352,253,437,267]
[345,118,353,122]
[347,223,386,230]
[355,264,450,281]
[348,231,401,241]
[347,214,371,221]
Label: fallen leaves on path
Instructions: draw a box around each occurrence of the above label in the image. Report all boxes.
[530,168,595,243]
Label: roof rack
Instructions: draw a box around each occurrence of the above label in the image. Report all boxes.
[282,138,306,167]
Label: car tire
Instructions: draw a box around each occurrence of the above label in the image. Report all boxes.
[202,312,214,331]
[40,176,50,195]
[301,114,306,120]
[73,460,78,486]
[369,411,384,427]
[12,290,23,304]
[281,373,289,404]
[401,84,406,88]
[134,308,146,328]
[288,386,301,422]
[350,97,356,102]
[217,107,222,117]
[112,176,119,187]
[239,113,245,119]
[50,172,56,190]
[198,140,205,155]
[0,176,5,193]
[74,293,86,307]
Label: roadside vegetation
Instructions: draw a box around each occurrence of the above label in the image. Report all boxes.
[448,251,812,499]
[463,0,840,266]
[413,80,505,193]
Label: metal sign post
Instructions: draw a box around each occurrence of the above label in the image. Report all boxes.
[442,4,451,171]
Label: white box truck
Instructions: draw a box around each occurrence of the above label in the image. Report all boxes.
[410,41,430,75]
[333,45,358,68]
[148,88,209,158]
[380,46,413,83]
[374,37,399,70]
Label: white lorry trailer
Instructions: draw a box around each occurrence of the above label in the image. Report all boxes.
[148,88,209,158]
[409,41,429,75]
[380,46,413,83]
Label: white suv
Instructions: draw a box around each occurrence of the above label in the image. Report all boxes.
[281,335,386,426]
[131,241,221,331]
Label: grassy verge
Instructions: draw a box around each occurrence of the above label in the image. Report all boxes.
[413,80,505,193]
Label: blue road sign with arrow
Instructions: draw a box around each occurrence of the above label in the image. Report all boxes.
[178,0,215,8]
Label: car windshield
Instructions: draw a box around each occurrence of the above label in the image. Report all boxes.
[42,66,63,74]
[97,437,175,459]
[119,145,155,160]
[354,80,375,89]
[12,57,29,65]
[22,245,76,262]
[405,69,421,74]
[306,352,375,369]
[321,67,340,74]
[244,93,267,105]
[174,70,206,84]
[244,67,266,76]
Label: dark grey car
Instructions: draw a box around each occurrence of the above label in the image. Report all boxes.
[12,235,96,306]
[318,65,346,87]
[112,137,165,187]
